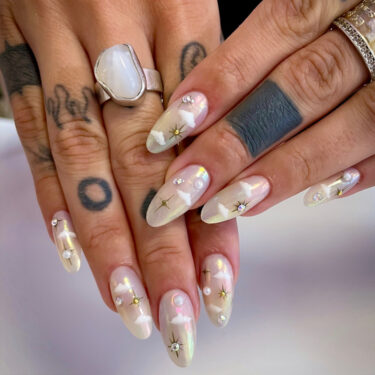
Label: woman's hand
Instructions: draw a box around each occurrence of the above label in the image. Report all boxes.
[145,0,375,226]
[0,0,240,366]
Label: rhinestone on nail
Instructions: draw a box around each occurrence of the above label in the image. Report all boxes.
[237,204,246,212]
[343,172,352,182]
[182,95,194,104]
[203,286,211,296]
[62,249,73,259]
[170,342,180,352]
[313,193,323,202]
[173,295,184,306]
[51,219,58,227]
[115,297,123,306]
[218,314,227,325]
[173,177,184,185]
[194,179,204,189]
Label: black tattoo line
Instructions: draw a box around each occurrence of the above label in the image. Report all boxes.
[46,85,94,129]
[0,42,41,95]
[180,42,207,81]
[227,80,303,157]
[141,188,157,219]
[78,177,112,211]
[24,144,55,169]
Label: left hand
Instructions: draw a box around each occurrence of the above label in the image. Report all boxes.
[144,0,375,226]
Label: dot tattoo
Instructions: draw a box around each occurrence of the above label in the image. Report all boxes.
[78,177,112,211]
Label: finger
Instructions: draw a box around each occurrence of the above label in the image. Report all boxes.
[153,0,240,327]
[146,0,361,152]
[16,11,154,339]
[202,79,375,222]
[79,8,199,365]
[186,209,239,327]
[146,27,369,226]
[0,8,83,272]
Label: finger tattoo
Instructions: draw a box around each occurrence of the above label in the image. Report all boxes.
[0,42,41,95]
[180,41,207,81]
[78,177,112,211]
[24,143,55,169]
[227,80,302,158]
[46,85,95,129]
[141,188,157,219]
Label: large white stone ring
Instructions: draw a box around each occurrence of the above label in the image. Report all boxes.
[94,44,163,106]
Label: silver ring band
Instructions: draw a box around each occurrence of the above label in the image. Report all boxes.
[94,44,163,106]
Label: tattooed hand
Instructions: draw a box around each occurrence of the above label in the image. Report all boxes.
[145,0,375,227]
[0,0,240,367]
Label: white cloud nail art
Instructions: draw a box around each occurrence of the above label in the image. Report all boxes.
[134,315,152,325]
[146,92,208,154]
[213,271,232,280]
[170,313,193,325]
[218,203,230,218]
[177,190,192,206]
[114,282,132,294]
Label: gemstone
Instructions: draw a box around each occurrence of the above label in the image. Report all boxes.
[173,295,184,306]
[95,44,143,100]
[203,287,211,296]
[218,314,227,325]
[237,204,246,212]
[170,343,180,352]
[182,95,194,104]
[62,249,72,259]
[51,219,58,227]
[313,193,323,202]
[343,172,352,182]
[173,178,184,185]
[194,179,204,189]
[115,297,123,306]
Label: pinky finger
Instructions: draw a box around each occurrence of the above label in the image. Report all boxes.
[0,23,81,272]
[304,155,375,207]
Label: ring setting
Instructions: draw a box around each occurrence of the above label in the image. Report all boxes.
[94,44,163,106]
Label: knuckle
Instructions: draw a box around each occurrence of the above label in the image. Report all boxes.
[215,49,252,92]
[215,125,250,166]
[268,0,324,41]
[12,91,45,142]
[358,85,375,140]
[86,222,123,253]
[283,38,346,106]
[142,243,183,268]
[52,121,107,168]
[283,144,314,185]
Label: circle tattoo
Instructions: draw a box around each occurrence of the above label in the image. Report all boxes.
[78,177,112,211]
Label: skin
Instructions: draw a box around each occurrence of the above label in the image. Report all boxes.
[0,0,240,364]
[151,0,374,222]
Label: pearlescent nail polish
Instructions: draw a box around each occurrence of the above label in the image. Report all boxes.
[304,168,360,207]
[110,266,153,340]
[146,92,208,153]
[159,290,196,367]
[201,176,270,224]
[201,255,234,327]
[146,165,210,227]
[51,211,82,273]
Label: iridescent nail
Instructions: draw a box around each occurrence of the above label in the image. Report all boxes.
[201,255,234,327]
[146,92,208,153]
[304,168,360,207]
[110,266,153,340]
[146,165,210,227]
[51,211,82,273]
[159,290,196,367]
[201,176,270,224]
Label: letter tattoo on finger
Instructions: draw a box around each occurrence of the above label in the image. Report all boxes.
[180,42,207,81]
[78,177,112,211]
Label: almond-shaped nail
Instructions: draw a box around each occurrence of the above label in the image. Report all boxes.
[159,290,196,367]
[146,92,208,153]
[51,211,82,273]
[304,168,360,207]
[110,266,153,340]
[201,255,234,327]
[201,176,270,224]
[146,165,210,227]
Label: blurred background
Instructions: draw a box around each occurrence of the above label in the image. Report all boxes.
[1,112,375,374]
